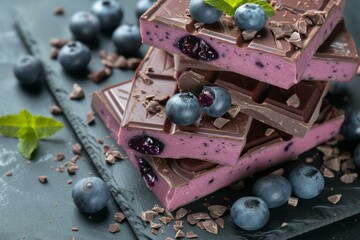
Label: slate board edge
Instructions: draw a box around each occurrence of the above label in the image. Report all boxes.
[13,8,154,240]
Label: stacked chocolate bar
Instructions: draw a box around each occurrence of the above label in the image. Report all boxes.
[92,0,359,211]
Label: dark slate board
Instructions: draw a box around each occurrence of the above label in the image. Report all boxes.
[14,0,360,239]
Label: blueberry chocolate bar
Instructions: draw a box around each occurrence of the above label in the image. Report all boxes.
[140,0,346,89]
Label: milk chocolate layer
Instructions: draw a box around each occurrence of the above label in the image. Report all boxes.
[140,0,345,89]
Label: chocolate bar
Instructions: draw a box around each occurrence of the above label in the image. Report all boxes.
[140,0,345,89]
[93,78,344,210]
[174,21,359,83]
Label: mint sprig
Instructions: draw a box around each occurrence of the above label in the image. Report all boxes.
[0,109,64,159]
[203,0,274,17]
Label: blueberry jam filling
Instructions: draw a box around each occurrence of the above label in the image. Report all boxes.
[129,135,164,155]
[137,156,157,187]
[174,35,218,61]
[198,89,214,107]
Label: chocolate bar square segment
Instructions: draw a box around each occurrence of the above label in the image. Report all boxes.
[140,0,345,89]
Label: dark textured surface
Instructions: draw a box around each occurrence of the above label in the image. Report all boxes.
[1,0,359,239]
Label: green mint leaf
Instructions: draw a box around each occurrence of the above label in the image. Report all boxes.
[18,127,38,159]
[34,115,64,139]
[0,109,64,159]
[204,0,244,16]
[203,0,274,17]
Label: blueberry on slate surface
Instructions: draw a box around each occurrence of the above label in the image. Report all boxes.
[91,0,123,33]
[234,3,267,31]
[165,92,201,126]
[199,86,232,118]
[288,165,324,199]
[230,196,269,231]
[129,135,164,155]
[253,175,292,208]
[175,35,218,61]
[13,55,43,85]
[341,110,360,142]
[58,41,91,72]
[112,23,142,55]
[72,177,110,213]
[69,11,100,42]
[135,0,157,20]
[189,0,222,24]
[137,156,157,187]
[354,143,360,169]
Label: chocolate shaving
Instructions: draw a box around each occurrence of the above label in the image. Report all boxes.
[175,230,185,238]
[69,83,84,100]
[71,143,82,155]
[340,173,358,184]
[53,7,64,15]
[213,117,230,129]
[242,31,257,41]
[215,218,224,229]
[38,175,48,184]
[49,105,63,115]
[139,71,154,85]
[203,220,218,235]
[87,111,95,125]
[175,208,188,220]
[327,194,342,204]
[108,223,120,233]
[288,197,298,207]
[207,205,227,218]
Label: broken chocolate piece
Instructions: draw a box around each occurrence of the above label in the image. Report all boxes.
[108,223,120,233]
[340,173,358,184]
[213,117,230,129]
[53,7,64,15]
[288,197,298,207]
[69,83,84,100]
[50,105,63,115]
[207,205,227,218]
[71,143,82,155]
[203,220,218,235]
[175,207,188,220]
[38,175,48,183]
[286,94,300,108]
[327,194,342,204]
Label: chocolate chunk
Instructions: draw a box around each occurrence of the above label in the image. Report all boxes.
[87,111,95,125]
[127,58,142,70]
[322,166,335,178]
[105,154,116,165]
[265,128,275,136]
[227,105,241,118]
[114,55,128,69]
[215,218,224,229]
[327,194,342,204]
[88,67,112,83]
[324,157,341,172]
[159,216,172,225]
[151,222,161,229]
[5,170,13,177]
[67,162,79,174]
[71,143,82,155]
[203,220,218,235]
[288,197,298,207]
[146,100,162,114]
[196,221,205,229]
[108,223,120,233]
[269,26,285,39]
[213,117,230,129]
[341,160,356,173]
[69,83,84,100]
[151,228,158,235]
[295,19,307,35]
[49,105,63,115]
[38,175,48,184]
[173,220,183,231]
[242,31,257,41]
[286,94,300,108]
[207,205,227,218]
[141,210,157,222]
[175,230,185,238]
[340,173,358,184]
[53,7,64,15]
[317,145,333,157]
[175,207,188,220]
[303,10,326,25]
[187,214,198,225]
[191,212,210,221]
[50,47,59,59]
[288,32,302,48]
[139,71,153,85]
[55,153,65,161]
[185,231,199,239]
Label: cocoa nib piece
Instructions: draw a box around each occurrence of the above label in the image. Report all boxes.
[108,223,120,233]
[69,83,84,100]
[87,111,95,125]
[38,175,48,184]
[49,105,63,115]
[88,67,112,83]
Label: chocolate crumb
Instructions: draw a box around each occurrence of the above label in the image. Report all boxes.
[327,194,342,204]
[227,105,241,118]
[53,7,64,15]
[38,175,48,184]
[113,55,128,69]
[208,205,227,218]
[49,105,63,115]
[281,222,288,228]
[88,67,112,83]
[213,117,230,129]
[114,212,126,223]
[103,144,111,154]
[70,155,79,163]
[139,71,153,85]
[141,210,157,222]
[324,157,341,172]
[57,165,65,173]
[288,197,298,207]
[108,223,120,233]
[5,170,13,177]
[71,227,78,231]
[203,220,218,235]
[69,83,84,100]
[146,100,162,114]
[159,216,172,225]
[175,230,185,238]
[49,38,69,48]
[87,111,95,125]
[67,162,79,174]
[127,58,142,70]
[97,138,104,144]
[55,153,65,161]
[196,221,205,229]
[286,94,300,108]
[265,128,275,136]
[67,179,73,184]
[340,173,358,184]
[151,222,162,229]
[71,143,82,155]
[242,30,257,41]
[50,47,59,59]
[215,218,224,229]
[186,231,198,239]
[322,166,335,178]
[176,207,188,220]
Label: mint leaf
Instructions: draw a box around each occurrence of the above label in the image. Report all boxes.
[0,109,64,159]
[204,0,244,16]
[203,0,274,17]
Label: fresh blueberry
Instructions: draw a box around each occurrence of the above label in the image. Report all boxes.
[58,41,91,72]
[341,110,360,142]
[112,23,142,55]
[230,196,269,231]
[189,0,222,24]
[175,35,218,61]
[135,0,157,20]
[137,156,157,187]
[252,175,292,208]
[69,11,100,42]
[129,135,164,155]
[165,92,201,126]
[234,3,267,31]
[199,86,232,118]
[354,143,360,169]
[91,0,123,33]
[288,165,324,199]
[72,177,110,213]
[13,55,43,85]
